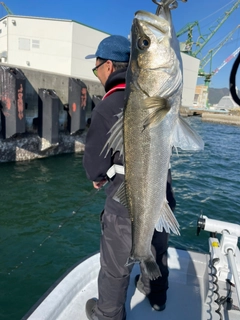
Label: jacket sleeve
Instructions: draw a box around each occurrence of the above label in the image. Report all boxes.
[83,108,112,182]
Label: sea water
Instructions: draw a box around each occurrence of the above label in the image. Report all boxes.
[0,117,239,320]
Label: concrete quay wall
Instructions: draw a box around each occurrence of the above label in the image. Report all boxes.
[201,113,240,126]
[0,132,85,162]
[180,107,240,126]
[0,65,103,162]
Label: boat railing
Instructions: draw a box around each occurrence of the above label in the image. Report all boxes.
[197,215,240,308]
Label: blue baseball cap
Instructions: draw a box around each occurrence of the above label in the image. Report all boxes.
[85,35,130,62]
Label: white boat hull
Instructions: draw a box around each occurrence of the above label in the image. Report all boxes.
[23,246,240,320]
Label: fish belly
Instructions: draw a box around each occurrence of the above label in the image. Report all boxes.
[124,93,173,279]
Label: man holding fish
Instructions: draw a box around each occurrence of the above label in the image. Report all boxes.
[83,0,203,319]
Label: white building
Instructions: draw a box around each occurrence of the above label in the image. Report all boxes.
[0,14,199,107]
[181,53,200,108]
[216,95,239,111]
[0,15,109,81]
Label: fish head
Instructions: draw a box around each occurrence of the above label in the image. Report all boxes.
[129,10,183,99]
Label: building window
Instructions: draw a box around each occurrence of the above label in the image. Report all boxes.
[19,38,30,50]
[32,39,40,49]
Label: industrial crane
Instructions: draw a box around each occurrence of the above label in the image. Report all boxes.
[199,25,240,71]
[177,1,240,109]
[198,25,240,89]
[213,46,240,75]
[199,47,240,87]
[177,0,240,58]
[199,47,240,108]
[193,0,240,57]
[176,21,200,54]
[0,2,13,15]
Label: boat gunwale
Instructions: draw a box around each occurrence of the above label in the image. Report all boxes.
[21,251,99,320]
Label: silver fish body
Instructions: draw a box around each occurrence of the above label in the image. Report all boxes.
[124,8,182,280]
[102,2,204,280]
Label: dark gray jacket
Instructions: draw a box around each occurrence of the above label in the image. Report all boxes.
[83,68,129,217]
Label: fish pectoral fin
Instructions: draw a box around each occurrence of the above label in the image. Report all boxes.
[100,111,124,158]
[143,96,170,129]
[113,181,128,208]
[172,115,204,151]
[155,200,180,235]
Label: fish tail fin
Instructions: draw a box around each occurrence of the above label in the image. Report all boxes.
[125,255,161,280]
[155,200,180,235]
[141,257,162,280]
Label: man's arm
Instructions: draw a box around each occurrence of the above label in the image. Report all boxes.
[83,109,112,184]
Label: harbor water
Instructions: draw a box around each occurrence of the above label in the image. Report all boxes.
[0,117,240,320]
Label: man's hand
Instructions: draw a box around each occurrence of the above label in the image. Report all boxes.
[93,179,107,189]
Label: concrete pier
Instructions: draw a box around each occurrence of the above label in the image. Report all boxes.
[201,113,240,126]
[180,107,240,126]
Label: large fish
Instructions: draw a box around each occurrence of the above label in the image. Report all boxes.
[102,0,204,280]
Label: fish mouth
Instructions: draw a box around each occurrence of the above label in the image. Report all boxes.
[135,10,170,34]
[135,10,159,20]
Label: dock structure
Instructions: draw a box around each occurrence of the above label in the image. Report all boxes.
[201,112,240,126]
[0,13,200,162]
[180,107,240,126]
[0,65,105,162]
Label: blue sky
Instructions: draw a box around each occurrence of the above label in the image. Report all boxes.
[1,0,240,89]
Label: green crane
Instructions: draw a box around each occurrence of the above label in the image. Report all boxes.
[0,2,13,15]
[193,0,240,57]
[176,21,200,55]
[198,47,240,108]
[177,0,240,58]
[177,1,240,109]
[199,25,240,71]
[198,24,240,108]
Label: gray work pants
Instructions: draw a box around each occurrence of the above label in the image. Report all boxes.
[94,212,169,320]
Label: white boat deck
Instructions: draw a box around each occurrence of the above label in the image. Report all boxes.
[23,247,240,320]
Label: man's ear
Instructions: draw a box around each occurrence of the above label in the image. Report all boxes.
[106,60,114,73]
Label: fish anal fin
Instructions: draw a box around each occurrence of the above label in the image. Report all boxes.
[155,200,180,235]
[143,96,170,129]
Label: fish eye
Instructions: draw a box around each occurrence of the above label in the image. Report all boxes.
[137,37,150,50]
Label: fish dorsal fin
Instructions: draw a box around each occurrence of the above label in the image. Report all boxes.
[172,115,204,151]
[143,96,170,129]
[155,200,180,235]
[100,111,124,158]
[113,181,128,209]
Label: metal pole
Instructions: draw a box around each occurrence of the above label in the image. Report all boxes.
[227,249,240,307]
